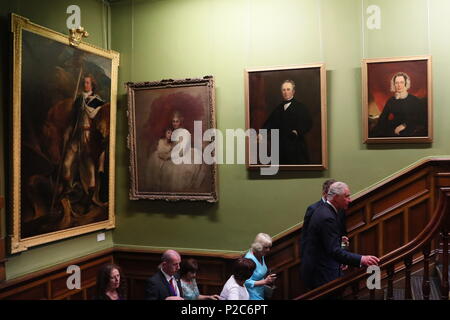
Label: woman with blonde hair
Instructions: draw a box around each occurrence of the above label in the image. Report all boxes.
[244,233,277,300]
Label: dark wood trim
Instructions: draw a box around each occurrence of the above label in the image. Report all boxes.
[0,196,5,282]
[0,248,113,299]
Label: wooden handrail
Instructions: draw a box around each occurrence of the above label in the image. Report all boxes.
[294,187,450,300]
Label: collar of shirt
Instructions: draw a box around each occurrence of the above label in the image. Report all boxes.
[321,197,326,203]
[395,91,409,100]
[82,91,93,99]
[326,200,338,214]
[283,101,292,111]
[160,268,174,282]
[160,268,179,295]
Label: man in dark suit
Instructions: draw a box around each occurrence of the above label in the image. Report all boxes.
[301,179,349,259]
[145,250,184,300]
[262,80,312,165]
[301,182,379,291]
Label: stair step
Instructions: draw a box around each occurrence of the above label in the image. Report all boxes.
[435,264,450,281]
[384,288,405,300]
[410,275,441,300]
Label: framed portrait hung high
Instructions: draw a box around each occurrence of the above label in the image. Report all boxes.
[362,56,432,144]
[10,14,119,253]
[126,77,218,202]
[245,64,328,171]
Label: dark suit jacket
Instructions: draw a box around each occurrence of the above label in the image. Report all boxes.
[301,203,361,290]
[145,270,183,300]
[301,199,347,260]
[262,99,312,164]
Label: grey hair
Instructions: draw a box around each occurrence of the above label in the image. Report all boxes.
[281,79,296,91]
[390,72,411,92]
[251,233,272,252]
[326,182,349,201]
[161,249,180,263]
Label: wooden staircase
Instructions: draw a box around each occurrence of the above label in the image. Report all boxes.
[292,184,450,300]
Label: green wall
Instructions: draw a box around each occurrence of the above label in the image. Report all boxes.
[2,0,450,280]
[0,0,113,280]
[110,0,450,252]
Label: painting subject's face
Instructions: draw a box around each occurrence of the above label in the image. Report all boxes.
[83,77,93,93]
[172,117,182,129]
[165,129,173,140]
[394,76,407,93]
[109,268,120,290]
[281,82,295,101]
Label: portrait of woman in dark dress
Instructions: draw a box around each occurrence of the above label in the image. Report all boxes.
[370,72,427,138]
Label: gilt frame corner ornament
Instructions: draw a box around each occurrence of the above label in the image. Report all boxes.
[10,14,119,253]
[69,26,89,47]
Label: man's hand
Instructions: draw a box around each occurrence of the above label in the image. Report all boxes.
[361,255,380,267]
[341,236,349,247]
[395,124,406,135]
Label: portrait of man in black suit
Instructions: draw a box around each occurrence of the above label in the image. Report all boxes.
[262,80,312,165]
[246,64,327,170]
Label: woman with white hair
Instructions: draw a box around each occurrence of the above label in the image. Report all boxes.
[370,71,427,138]
[244,233,277,300]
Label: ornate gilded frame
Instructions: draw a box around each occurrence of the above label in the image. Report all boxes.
[244,64,328,171]
[10,14,119,253]
[127,77,218,202]
[362,56,433,144]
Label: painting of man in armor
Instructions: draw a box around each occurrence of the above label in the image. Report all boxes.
[20,30,112,238]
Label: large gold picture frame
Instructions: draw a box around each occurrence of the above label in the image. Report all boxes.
[127,77,219,202]
[245,64,328,171]
[10,14,119,253]
[362,56,432,144]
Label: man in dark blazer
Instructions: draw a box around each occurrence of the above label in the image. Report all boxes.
[301,182,379,291]
[301,179,348,260]
[145,250,184,300]
[262,80,312,165]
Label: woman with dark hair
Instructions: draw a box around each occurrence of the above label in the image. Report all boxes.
[95,263,127,300]
[180,258,220,300]
[220,258,256,300]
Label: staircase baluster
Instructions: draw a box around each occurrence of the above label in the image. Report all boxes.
[387,265,395,300]
[422,244,431,300]
[369,288,376,300]
[351,281,359,300]
[404,256,412,300]
[441,230,449,300]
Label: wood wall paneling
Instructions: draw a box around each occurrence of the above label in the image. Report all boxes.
[1,160,450,300]
[358,226,379,256]
[383,213,404,254]
[371,175,429,221]
[346,207,366,233]
[408,200,429,241]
